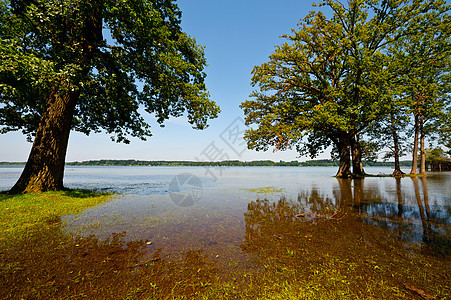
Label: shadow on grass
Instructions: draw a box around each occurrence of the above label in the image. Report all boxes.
[62,188,114,198]
[1,188,113,199]
[0,192,15,201]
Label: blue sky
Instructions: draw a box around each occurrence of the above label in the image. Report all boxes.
[0,0,329,162]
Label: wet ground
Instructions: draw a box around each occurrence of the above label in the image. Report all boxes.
[1,167,450,299]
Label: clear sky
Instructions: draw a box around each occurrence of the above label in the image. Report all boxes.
[0,0,330,162]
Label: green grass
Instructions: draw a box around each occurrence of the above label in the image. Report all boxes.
[0,190,113,242]
[242,186,284,194]
[1,192,448,299]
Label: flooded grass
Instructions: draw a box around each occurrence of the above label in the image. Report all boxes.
[242,186,284,194]
[1,196,449,299]
[239,198,449,299]
[1,173,450,299]
[0,190,113,244]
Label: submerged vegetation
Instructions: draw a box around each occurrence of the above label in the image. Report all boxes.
[3,219,448,299]
[1,179,449,299]
[242,186,284,194]
[0,191,112,243]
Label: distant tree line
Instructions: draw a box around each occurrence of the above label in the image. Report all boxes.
[48,159,413,167]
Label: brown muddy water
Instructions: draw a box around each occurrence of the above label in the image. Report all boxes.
[1,166,450,299]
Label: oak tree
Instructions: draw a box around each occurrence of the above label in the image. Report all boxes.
[0,0,220,193]
[397,33,451,175]
[240,0,449,177]
[362,3,450,176]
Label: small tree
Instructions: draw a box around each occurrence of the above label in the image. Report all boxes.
[400,41,450,175]
[425,148,447,171]
[0,0,220,193]
[365,89,410,176]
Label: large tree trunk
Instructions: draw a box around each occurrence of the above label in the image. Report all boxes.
[8,2,102,194]
[391,114,404,176]
[336,135,352,178]
[410,115,420,174]
[351,132,365,176]
[9,85,78,193]
[410,114,420,175]
[419,116,426,175]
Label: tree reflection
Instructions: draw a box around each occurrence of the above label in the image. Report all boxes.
[297,187,337,214]
[241,198,301,257]
[410,177,446,254]
[333,177,448,255]
[412,177,430,240]
[396,177,403,218]
[240,181,449,299]
[242,177,449,260]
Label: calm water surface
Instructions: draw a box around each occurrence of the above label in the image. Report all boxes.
[2,166,449,257]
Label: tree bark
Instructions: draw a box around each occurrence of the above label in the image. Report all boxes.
[391,114,404,176]
[419,115,426,175]
[351,132,365,176]
[336,134,352,178]
[9,84,79,193]
[410,114,420,175]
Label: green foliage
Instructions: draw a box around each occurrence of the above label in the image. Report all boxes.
[425,148,448,163]
[240,0,449,169]
[390,8,450,136]
[437,103,451,155]
[0,0,220,143]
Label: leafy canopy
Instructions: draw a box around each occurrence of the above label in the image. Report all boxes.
[240,0,449,159]
[0,0,220,143]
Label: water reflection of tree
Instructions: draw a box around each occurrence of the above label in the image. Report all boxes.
[339,177,449,256]
[396,177,403,218]
[297,187,336,215]
[409,177,448,254]
[334,178,371,212]
[242,178,449,260]
[241,188,352,264]
[241,196,322,273]
[240,194,449,299]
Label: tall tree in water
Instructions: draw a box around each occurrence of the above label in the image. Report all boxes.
[388,10,451,175]
[0,0,220,193]
[366,95,410,177]
[240,0,449,177]
[439,109,451,156]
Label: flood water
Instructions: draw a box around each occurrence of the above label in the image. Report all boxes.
[1,166,450,298]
